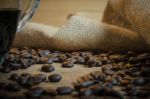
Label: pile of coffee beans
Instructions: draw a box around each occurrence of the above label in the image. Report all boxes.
[0,47,149,99]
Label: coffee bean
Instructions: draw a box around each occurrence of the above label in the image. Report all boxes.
[132,77,146,86]
[120,80,130,85]
[75,57,85,64]
[74,81,99,91]
[62,61,74,68]
[26,87,44,98]
[26,74,46,87]
[41,65,55,72]
[38,50,50,57]
[9,73,19,81]
[128,57,138,64]
[87,58,102,67]
[128,67,141,76]
[56,87,73,95]
[48,74,62,82]
[7,82,21,91]
[18,73,31,85]
[43,89,57,96]
[78,89,93,96]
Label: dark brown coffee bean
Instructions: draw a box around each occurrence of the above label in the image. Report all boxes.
[126,84,137,96]
[120,80,130,86]
[18,73,31,85]
[41,65,55,72]
[7,82,21,91]
[48,74,62,82]
[132,77,146,86]
[74,80,99,91]
[26,74,46,87]
[87,58,102,67]
[78,89,93,96]
[43,89,57,96]
[20,52,32,58]
[75,57,85,64]
[20,58,31,68]
[127,67,141,76]
[128,57,138,64]
[26,87,44,98]
[56,87,73,95]
[104,69,116,76]
[62,61,74,68]
[67,58,76,63]
[137,53,150,61]
[9,73,19,81]
[38,50,50,57]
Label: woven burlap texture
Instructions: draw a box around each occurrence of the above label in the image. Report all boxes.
[13,0,150,52]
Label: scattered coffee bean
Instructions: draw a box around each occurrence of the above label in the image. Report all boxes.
[48,74,62,82]
[132,77,146,86]
[18,73,31,85]
[56,87,73,95]
[26,87,44,98]
[62,61,74,68]
[43,89,57,96]
[9,73,19,81]
[41,64,55,72]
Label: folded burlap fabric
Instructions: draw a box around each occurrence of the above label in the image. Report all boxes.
[13,0,150,52]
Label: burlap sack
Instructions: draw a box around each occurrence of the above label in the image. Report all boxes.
[13,0,150,52]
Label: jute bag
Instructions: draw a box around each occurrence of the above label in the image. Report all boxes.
[13,0,150,52]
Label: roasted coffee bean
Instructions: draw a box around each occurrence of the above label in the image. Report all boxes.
[75,57,85,64]
[104,69,116,76]
[120,80,130,85]
[26,74,46,87]
[87,58,102,67]
[62,61,74,68]
[128,57,138,64]
[20,52,32,58]
[74,80,99,91]
[78,89,93,96]
[18,73,31,85]
[127,67,141,76]
[137,53,150,61]
[38,50,50,57]
[9,73,20,81]
[26,87,44,98]
[126,84,137,96]
[41,64,55,72]
[43,89,57,96]
[48,74,62,82]
[0,81,8,89]
[7,82,21,91]
[56,87,73,95]
[132,77,146,86]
